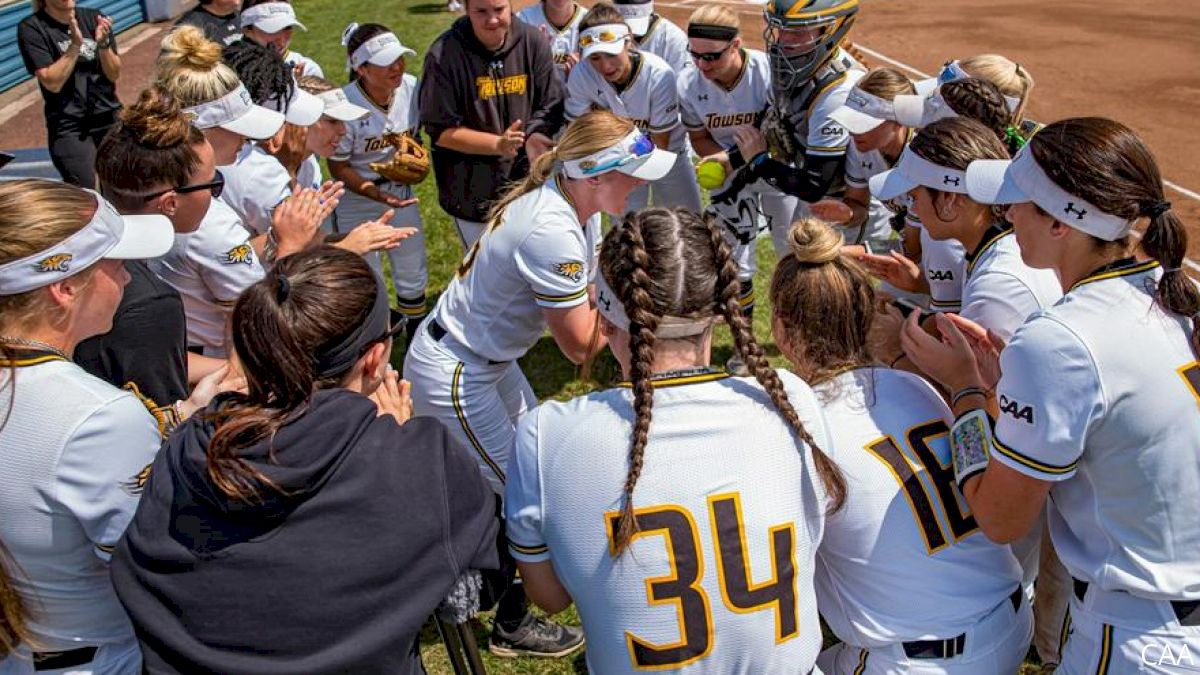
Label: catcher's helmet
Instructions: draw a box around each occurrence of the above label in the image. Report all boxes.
[763,0,858,90]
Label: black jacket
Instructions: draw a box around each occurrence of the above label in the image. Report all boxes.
[111,389,500,674]
[420,17,565,222]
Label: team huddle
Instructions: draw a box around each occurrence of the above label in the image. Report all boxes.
[2,0,1199,673]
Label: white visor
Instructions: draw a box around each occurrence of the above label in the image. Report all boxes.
[916,74,1022,115]
[273,80,323,126]
[579,24,631,59]
[239,2,306,33]
[966,146,1134,241]
[614,1,653,36]
[893,91,958,129]
[829,88,896,134]
[184,83,285,140]
[595,270,712,338]
[350,32,416,69]
[869,145,968,201]
[562,128,676,181]
[316,88,369,122]
[0,190,173,295]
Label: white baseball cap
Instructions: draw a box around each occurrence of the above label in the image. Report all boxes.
[0,190,174,295]
[966,145,1135,241]
[613,0,653,37]
[240,2,306,33]
[315,89,369,122]
[579,24,631,59]
[829,88,897,135]
[184,83,285,139]
[868,145,968,201]
[563,129,675,181]
[892,91,959,129]
[349,32,416,69]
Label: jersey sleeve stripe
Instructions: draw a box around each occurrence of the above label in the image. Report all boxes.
[533,288,588,303]
[992,434,1079,475]
[928,298,962,309]
[508,539,549,555]
[451,362,507,483]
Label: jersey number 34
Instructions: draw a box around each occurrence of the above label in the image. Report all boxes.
[605,492,797,670]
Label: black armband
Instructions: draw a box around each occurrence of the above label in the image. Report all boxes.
[754,152,845,203]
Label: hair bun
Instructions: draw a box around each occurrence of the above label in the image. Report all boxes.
[120,87,193,149]
[787,217,843,265]
[160,25,223,71]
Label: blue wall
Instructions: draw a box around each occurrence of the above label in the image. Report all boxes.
[1,0,145,93]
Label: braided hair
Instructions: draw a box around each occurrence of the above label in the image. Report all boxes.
[600,208,846,554]
[222,38,294,112]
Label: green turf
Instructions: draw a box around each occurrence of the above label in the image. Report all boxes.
[287,4,1046,673]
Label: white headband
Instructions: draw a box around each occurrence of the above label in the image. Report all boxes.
[594,270,714,339]
[348,32,415,69]
[869,145,969,201]
[0,191,171,295]
[966,146,1135,241]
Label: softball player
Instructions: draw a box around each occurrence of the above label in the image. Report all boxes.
[239,0,323,78]
[506,207,843,675]
[869,117,1060,343]
[678,5,797,320]
[404,112,669,655]
[515,0,585,75]
[0,181,173,675]
[566,4,702,213]
[771,217,1030,674]
[328,23,428,330]
[903,117,1200,675]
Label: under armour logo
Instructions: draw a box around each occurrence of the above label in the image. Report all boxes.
[698,94,709,101]
[597,290,612,312]
[943,175,961,186]
[1064,202,1087,220]
[861,161,873,170]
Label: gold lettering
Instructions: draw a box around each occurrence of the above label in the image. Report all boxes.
[475,75,529,100]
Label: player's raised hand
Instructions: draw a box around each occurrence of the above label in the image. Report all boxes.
[900,311,982,393]
[732,126,768,161]
[853,249,925,293]
[371,365,414,424]
[944,313,1006,390]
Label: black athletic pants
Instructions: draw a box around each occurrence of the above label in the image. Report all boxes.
[48,111,119,188]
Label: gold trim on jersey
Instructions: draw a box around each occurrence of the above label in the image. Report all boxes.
[991,433,1078,476]
[1095,623,1114,674]
[617,371,730,389]
[0,353,66,368]
[635,14,664,45]
[964,224,1013,277]
[451,362,507,483]
[1057,609,1073,660]
[1068,259,1159,293]
[546,3,582,33]
[534,288,588,303]
[852,648,868,675]
[554,173,576,209]
[718,49,751,93]
[354,80,393,115]
[808,70,850,115]
[928,298,962,309]
[612,53,646,96]
[508,539,549,555]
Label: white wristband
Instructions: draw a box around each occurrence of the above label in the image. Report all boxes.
[950,408,992,489]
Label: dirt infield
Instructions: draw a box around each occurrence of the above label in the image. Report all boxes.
[645,0,1200,257]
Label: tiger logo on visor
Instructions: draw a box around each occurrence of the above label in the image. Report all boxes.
[35,253,73,273]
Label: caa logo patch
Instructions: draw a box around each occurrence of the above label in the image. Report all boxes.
[217,244,255,265]
[929,269,955,282]
[999,394,1034,424]
[35,253,73,273]
[820,125,845,137]
[552,261,584,282]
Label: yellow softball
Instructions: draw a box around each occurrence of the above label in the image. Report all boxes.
[695,160,727,190]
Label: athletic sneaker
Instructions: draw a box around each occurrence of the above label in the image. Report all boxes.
[489,614,585,658]
[726,354,750,377]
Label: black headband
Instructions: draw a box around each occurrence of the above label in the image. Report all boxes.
[313,270,391,378]
[687,24,738,41]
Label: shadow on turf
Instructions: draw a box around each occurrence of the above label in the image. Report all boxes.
[409,3,454,13]
[419,616,590,673]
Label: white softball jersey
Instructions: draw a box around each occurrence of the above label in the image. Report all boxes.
[915,213,965,312]
[149,198,264,357]
[283,48,323,78]
[678,48,772,154]
[844,141,906,249]
[506,369,832,674]
[801,54,864,159]
[566,51,682,150]
[0,355,159,659]
[332,76,427,305]
[218,143,292,236]
[993,261,1200,600]
[959,226,1061,342]
[814,367,1023,649]
[635,14,690,73]
[515,2,585,68]
[430,175,601,363]
[297,154,321,191]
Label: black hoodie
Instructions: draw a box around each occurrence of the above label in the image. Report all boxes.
[419,16,566,222]
[111,389,499,674]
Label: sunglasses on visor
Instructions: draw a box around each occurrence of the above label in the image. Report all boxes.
[579,30,624,48]
[580,133,655,176]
